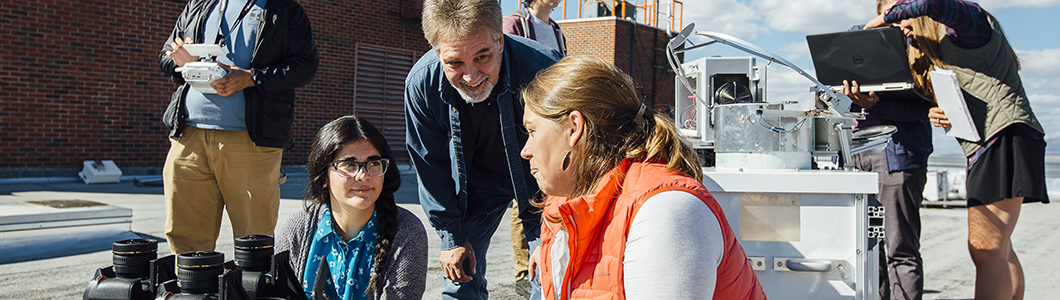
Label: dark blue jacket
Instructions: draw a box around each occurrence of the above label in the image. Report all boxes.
[855,99,935,172]
[404,34,561,249]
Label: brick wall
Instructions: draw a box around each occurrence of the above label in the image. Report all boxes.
[559,18,675,110]
[290,0,429,168]
[0,0,430,178]
[0,1,674,179]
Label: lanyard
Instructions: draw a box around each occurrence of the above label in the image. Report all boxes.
[212,0,256,47]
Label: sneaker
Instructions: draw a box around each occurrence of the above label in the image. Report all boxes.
[515,277,531,299]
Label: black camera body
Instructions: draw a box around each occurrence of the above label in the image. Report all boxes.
[84,235,307,300]
[84,239,177,300]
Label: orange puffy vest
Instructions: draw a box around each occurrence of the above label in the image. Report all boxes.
[538,159,767,300]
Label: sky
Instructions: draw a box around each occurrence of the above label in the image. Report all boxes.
[502,0,1059,158]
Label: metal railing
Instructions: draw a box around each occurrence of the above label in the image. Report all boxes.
[516,0,683,31]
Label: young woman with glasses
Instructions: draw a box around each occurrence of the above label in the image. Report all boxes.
[276,115,428,299]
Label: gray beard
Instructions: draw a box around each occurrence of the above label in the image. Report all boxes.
[455,77,496,104]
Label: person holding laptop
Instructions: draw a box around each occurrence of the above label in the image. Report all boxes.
[840,2,935,299]
[866,1,1048,299]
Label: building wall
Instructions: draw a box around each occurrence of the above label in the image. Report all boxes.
[0,0,430,178]
[0,1,674,178]
[559,18,675,110]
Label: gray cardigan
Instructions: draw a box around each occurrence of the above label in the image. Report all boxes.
[275,204,428,300]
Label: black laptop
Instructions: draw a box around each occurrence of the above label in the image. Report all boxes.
[807,26,924,100]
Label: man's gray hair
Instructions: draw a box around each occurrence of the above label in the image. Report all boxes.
[421,0,503,48]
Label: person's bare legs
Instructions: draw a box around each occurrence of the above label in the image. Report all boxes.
[968,197,1023,300]
[1009,242,1024,300]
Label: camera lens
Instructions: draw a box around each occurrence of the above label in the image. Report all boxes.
[111,239,158,279]
[176,251,225,294]
[234,235,274,272]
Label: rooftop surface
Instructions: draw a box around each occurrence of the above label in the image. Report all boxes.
[1,170,1057,299]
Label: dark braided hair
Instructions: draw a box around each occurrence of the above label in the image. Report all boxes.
[364,190,399,297]
[305,115,401,298]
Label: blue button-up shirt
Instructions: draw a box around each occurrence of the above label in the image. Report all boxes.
[404,34,561,250]
[303,207,378,300]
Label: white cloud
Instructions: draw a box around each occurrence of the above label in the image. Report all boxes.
[673,0,1060,39]
[1024,86,1060,141]
[754,0,877,33]
[778,41,810,61]
[763,66,818,103]
[971,0,1060,11]
[1015,48,1060,145]
[1016,48,1060,78]
[682,0,767,40]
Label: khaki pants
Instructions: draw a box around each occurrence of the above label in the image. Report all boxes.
[163,126,283,255]
[510,200,530,280]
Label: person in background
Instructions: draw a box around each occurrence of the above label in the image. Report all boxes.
[866,0,1049,299]
[502,0,566,297]
[521,55,766,300]
[503,0,567,56]
[841,1,935,298]
[404,0,561,298]
[159,0,318,255]
[276,115,428,299]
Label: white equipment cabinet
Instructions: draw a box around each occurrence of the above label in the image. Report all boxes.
[668,23,889,299]
[703,169,879,299]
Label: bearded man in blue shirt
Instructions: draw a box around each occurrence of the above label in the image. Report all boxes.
[404,0,561,299]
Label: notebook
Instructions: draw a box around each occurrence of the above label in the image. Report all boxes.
[929,68,980,142]
[807,26,922,100]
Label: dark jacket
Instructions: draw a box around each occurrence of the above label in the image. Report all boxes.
[855,98,935,172]
[159,0,318,148]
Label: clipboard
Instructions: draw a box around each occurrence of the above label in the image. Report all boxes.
[929,68,980,142]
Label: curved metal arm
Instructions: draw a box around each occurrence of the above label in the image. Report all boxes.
[666,23,853,116]
[666,25,705,110]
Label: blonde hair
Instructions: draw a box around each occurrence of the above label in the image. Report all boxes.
[521,56,702,201]
[907,17,945,101]
[421,0,503,48]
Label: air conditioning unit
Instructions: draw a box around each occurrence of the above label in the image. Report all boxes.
[79,160,122,184]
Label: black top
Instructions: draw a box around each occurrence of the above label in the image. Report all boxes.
[455,77,515,219]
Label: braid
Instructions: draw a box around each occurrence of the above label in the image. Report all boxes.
[365,193,399,297]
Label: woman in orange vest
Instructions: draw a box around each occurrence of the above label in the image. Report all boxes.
[518,55,767,300]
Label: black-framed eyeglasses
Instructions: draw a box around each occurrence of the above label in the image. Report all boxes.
[329,158,390,177]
